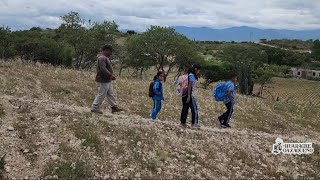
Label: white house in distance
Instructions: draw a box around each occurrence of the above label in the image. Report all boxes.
[291,68,320,79]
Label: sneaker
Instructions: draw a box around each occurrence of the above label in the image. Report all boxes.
[191,124,200,129]
[91,109,103,114]
[180,123,188,128]
[111,106,123,113]
[221,123,231,128]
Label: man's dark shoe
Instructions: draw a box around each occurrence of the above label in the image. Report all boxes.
[91,109,103,114]
[221,123,231,128]
[111,106,123,113]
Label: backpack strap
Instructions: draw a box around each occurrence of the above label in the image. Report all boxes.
[188,73,193,95]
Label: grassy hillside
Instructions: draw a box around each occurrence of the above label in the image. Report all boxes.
[0,61,319,179]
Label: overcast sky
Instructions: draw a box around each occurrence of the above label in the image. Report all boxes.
[1,0,320,31]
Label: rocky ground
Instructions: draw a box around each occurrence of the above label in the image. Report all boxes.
[0,61,319,179]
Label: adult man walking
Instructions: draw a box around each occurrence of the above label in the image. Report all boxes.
[91,44,123,114]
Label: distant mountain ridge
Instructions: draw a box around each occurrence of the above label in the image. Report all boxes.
[172,26,320,42]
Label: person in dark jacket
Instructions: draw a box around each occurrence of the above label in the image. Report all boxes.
[180,64,201,129]
[91,44,123,114]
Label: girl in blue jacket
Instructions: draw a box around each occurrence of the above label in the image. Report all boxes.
[151,71,165,121]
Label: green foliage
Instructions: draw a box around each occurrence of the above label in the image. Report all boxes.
[126,26,202,79]
[263,46,310,66]
[0,104,5,118]
[43,160,92,180]
[265,65,290,77]
[263,39,313,50]
[126,35,155,76]
[219,45,267,94]
[58,11,118,69]
[0,154,5,170]
[254,66,273,96]
[201,61,235,83]
[0,26,16,60]
[0,154,6,179]
[312,40,320,61]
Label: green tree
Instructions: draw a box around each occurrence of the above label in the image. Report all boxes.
[201,61,234,89]
[254,66,273,97]
[220,45,267,95]
[58,11,118,69]
[0,26,16,60]
[312,40,320,61]
[126,35,155,77]
[127,26,201,80]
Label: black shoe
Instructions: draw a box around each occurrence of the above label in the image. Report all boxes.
[111,106,123,113]
[218,116,224,125]
[180,123,189,128]
[221,123,231,128]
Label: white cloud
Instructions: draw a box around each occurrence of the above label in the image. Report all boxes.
[0,0,319,31]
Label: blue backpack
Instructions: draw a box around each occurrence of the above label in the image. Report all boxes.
[212,82,227,102]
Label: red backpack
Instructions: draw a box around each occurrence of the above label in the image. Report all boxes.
[148,81,155,97]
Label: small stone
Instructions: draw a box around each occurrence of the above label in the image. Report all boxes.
[23,149,30,153]
[51,155,59,161]
[7,126,14,131]
[157,168,162,172]
[135,172,141,178]
[5,166,11,173]
[26,162,31,167]
[137,141,141,146]
[261,164,267,168]
[103,175,110,180]
[24,176,29,180]
[128,168,134,172]
[191,155,196,159]
[44,175,52,180]
[54,116,61,123]
[73,119,78,122]
[53,175,58,179]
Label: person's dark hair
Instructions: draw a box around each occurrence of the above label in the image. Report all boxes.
[102,44,114,51]
[229,73,237,79]
[153,71,164,81]
[187,64,202,80]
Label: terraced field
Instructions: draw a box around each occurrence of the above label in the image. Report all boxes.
[262,77,320,106]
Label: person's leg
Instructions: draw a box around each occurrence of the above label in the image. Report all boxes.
[105,83,123,113]
[224,102,234,125]
[152,99,162,120]
[151,99,157,120]
[219,102,232,123]
[180,96,189,125]
[92,83,108,112]
[190,96,199,127]
[105,82,117,107]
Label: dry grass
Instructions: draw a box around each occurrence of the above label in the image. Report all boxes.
[1,60,320,179]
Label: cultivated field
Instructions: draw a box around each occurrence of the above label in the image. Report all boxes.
[0,61,319,179]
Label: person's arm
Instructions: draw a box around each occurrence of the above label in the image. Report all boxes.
[227,90,233,103]
[186,81,193,103]
[98,58,112,77]
[153,82,161,95]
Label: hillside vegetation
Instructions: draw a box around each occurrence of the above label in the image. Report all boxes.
[0,61,319,179]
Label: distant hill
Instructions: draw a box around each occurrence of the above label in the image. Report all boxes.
[172,26,320,42]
